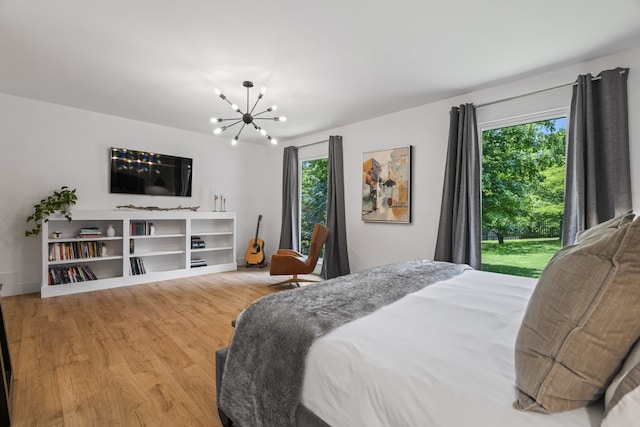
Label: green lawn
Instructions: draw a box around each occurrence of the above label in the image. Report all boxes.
[482,238,561,278]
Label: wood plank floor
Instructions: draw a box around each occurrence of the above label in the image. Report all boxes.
[2,268,306,426]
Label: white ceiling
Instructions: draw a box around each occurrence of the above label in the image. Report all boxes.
[1,0,640,144]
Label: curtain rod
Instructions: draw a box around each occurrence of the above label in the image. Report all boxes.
[475,69,626,109]
[295,139,329,149]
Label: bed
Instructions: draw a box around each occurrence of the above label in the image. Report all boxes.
[299,270,601,427]
[217,214,640,427]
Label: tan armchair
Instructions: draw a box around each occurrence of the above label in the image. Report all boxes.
[269,223,329,287]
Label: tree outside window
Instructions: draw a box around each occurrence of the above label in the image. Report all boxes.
[481,118,566,277]
[300,158,328,254]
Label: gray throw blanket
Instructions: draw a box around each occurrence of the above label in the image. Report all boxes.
[219,259,471,427]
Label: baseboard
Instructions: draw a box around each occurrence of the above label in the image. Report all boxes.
[0,271,40,296]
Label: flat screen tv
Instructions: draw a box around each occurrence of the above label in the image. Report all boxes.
[110,147,192,197]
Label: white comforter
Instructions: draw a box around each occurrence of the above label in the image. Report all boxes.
[301,270,603,427]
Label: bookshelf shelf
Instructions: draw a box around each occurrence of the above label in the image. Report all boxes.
[48,236,123,243]
[191,246,234,253]
[130,234,187,239]
[132,250,186,257]
[48,255,123,265]
[41,210,237,298]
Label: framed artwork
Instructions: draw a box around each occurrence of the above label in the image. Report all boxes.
[362,145,411,223]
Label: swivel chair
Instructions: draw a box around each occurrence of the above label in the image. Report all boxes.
[269,224,329,287]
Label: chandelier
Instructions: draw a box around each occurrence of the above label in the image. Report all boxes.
[211,81,287,145]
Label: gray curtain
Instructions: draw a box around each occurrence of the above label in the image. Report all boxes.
[278,146,300,250]
[434,104,481,270]
[322,136,351,279]
[563,67,631,245]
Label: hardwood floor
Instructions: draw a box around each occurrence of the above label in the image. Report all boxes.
[2,268,303,426]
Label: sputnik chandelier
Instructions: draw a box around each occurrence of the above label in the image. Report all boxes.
[211,80,286,145]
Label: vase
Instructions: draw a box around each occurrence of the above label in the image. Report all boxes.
[106,224,116,237]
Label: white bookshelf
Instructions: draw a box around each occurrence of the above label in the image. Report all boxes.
[41,210,237,298]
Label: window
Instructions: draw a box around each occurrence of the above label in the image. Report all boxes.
[481,115,567,278]
[300,157,328,255]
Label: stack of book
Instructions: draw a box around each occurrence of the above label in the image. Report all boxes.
[130,221,154,236]
[191,258,207,268]
[48,241,105,261]
[130,257,146,275]
[77,227,102,238]
[48,265,97,285]
[191,236,205,249]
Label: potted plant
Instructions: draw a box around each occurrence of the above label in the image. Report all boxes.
[25,186,78,237]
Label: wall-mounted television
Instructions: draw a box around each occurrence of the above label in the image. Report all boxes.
[110,147,192,197]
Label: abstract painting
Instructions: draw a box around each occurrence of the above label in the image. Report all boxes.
[362,145,411,223]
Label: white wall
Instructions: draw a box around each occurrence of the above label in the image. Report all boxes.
[0,93,282,295]
[2,46,638,296]
[285,46,640,274]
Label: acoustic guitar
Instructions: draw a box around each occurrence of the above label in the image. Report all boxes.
[245,214,265,266]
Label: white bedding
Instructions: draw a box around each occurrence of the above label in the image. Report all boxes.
[301,270,604,427]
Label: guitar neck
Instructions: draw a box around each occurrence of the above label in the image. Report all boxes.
[253,216,262,243]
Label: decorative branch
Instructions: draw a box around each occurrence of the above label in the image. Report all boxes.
[116,205,200,212]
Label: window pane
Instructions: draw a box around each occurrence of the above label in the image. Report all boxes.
[481,117,566,278]
[301,158,328,255]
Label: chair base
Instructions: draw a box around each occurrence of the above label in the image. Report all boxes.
[268,274,321,288]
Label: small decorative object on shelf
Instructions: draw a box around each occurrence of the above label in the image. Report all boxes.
[106,224,116,237]
[52,231,61,239]
[149,223,155,235]
[100,243,108,257]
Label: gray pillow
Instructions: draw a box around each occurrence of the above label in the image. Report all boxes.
[514,216,640,413]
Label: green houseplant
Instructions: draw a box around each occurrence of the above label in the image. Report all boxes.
[25,186,78,237]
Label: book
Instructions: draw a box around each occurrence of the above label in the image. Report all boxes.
[78,227,103,238]
[130,257,146,275]
[190,258,207,268]
[48,265,97,285]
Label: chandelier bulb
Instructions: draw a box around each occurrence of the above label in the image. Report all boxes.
[260,129,267,136]
[213,127,223,135]
[268,136,278,145]
[231,104,239,112]
[231,136,239,146]
[275,116,287,122]
[214,88,226,100]
[260,87,267,95]
[210,117,221,123]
